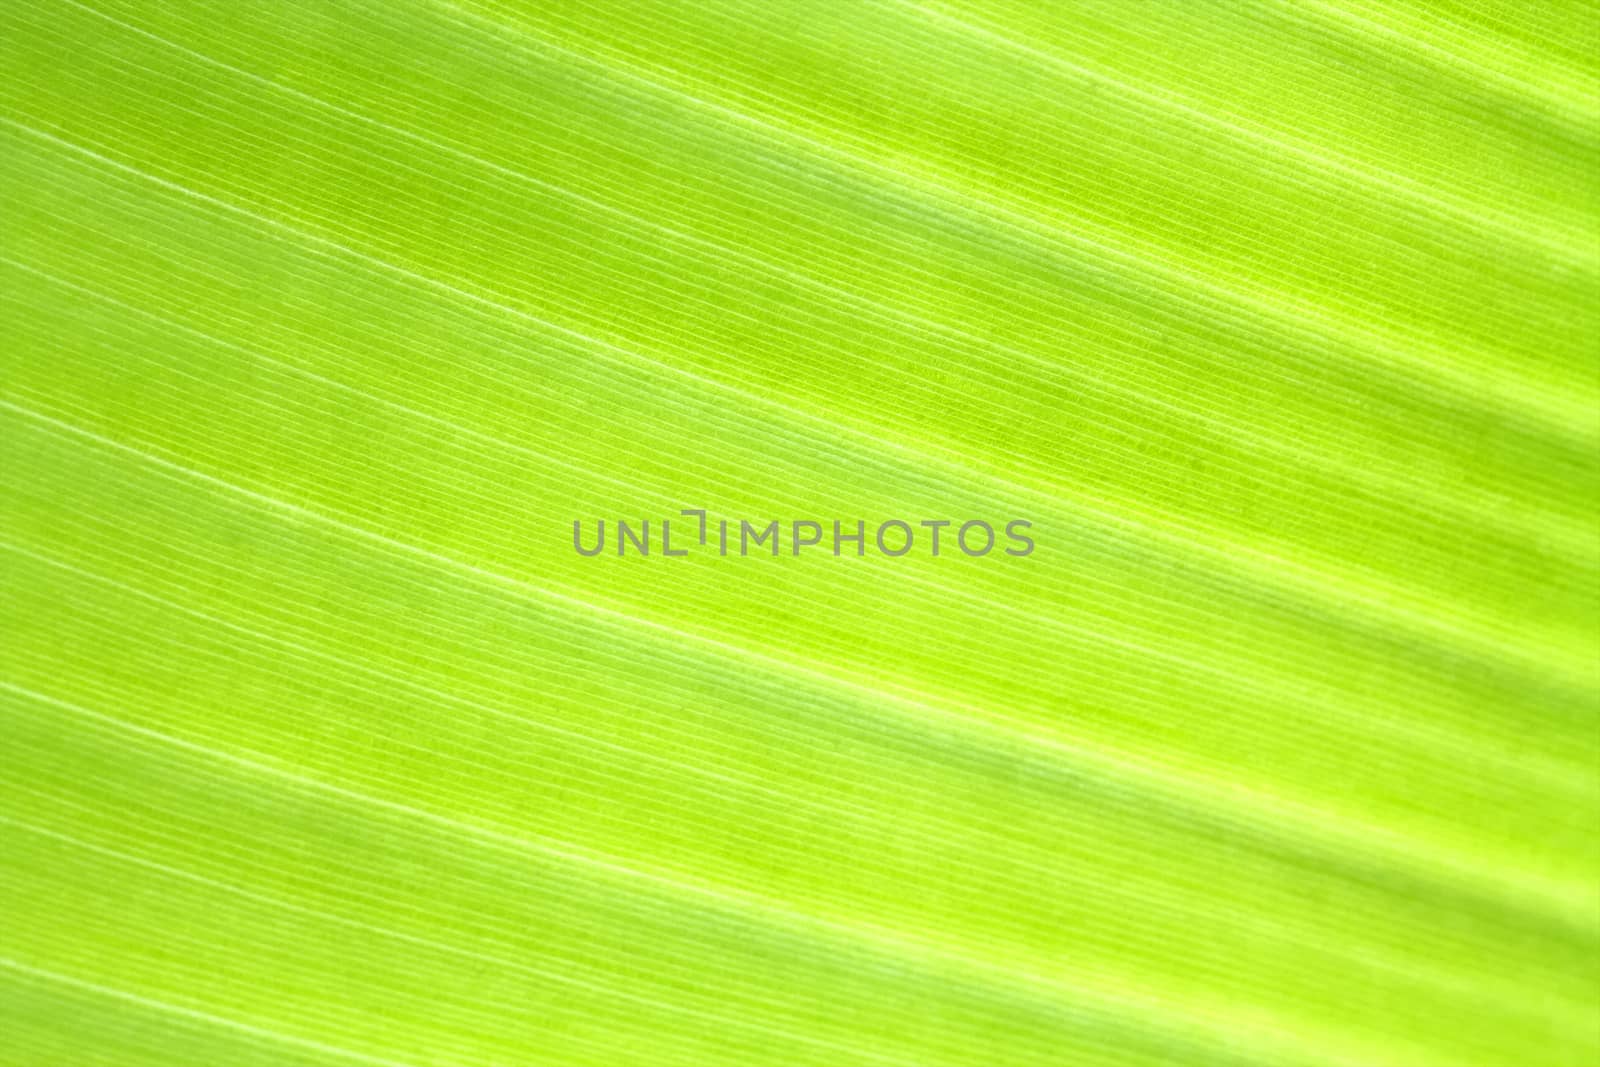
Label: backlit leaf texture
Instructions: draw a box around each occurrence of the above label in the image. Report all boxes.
[2,2,1597,1064]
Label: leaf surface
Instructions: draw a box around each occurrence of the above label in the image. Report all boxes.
[2,1,1597,1064]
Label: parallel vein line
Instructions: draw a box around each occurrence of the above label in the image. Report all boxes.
[0,680,1336,1067]
[0,956,419,1067]
[895,0,1589,267]
[45,0,1593,564]
[3,116,1582,697]
[1,397,1589,933]
[0,813,917,1066]
[428,0,1597,440]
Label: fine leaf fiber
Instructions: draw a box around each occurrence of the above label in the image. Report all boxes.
[1,1,1597,1065]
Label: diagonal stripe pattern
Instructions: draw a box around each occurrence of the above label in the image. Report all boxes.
[2,2,1596,1064]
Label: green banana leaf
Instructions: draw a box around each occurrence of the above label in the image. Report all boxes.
[2,1,1597,1064]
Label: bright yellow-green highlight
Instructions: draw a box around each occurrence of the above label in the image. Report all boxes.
[1,1,1596,1065]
